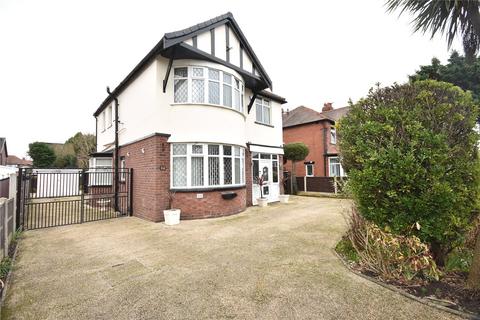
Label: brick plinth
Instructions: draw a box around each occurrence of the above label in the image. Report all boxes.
[172,187,246,219]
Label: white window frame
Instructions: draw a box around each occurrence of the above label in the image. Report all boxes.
[306,164,314,177]
[172,66,245,113]
[328,156,345,177]
[255,98,272,125]
[170,143,245,189]
[330,127,337,145]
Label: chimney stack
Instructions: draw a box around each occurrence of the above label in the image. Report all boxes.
[322,102,333,112]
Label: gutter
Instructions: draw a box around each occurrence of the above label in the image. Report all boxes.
[106,87,120,212]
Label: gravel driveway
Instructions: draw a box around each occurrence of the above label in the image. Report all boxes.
[2,196,459,319]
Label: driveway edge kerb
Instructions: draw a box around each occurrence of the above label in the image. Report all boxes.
[1,237,20,305]
[332,249,480,320]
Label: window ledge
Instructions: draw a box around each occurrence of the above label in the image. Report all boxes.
[255,121,274,128]
[170,185,246,193]
[170,103,246,118]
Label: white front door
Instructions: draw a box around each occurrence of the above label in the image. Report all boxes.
[252,153,280,205]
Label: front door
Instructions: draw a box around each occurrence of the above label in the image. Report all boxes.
[252,153,280,205]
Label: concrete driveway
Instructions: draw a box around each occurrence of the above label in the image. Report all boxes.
[2,196,458,320]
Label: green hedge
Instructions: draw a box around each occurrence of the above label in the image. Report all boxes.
[339,80,480,262]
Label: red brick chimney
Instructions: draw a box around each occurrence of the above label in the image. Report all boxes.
[322,102,333,112]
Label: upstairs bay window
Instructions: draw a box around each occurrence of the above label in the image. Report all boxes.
[255,98,271,125]
[171,143,245,189]
[173,66,244,112]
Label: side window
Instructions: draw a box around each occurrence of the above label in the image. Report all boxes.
[330,127,337,144]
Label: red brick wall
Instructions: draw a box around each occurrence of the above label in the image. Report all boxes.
[172,187,246,219]
[283,121,331,177]
[118,134,170,222]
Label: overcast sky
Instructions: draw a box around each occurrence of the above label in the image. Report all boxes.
[0,0,463,157]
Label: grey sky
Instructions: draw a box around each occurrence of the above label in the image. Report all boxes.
[0,0,463,157]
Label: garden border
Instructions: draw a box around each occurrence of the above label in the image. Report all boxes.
[1,236,19,305]
[333,249,480,320]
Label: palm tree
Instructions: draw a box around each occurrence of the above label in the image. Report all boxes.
[386,0,480,63]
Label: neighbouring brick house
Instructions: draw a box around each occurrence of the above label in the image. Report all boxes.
[282,103,349,178]
[0,138,7,166]
[90,13,286,222]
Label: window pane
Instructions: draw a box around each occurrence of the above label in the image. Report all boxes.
[173,157,187,187]
[272,155,278,159]
[208,145,219,155]
[223,73,232,84]
[208,81,220,104]
[174,79,188,103]
[192,79,205,103]
[192,144,203,154]
[256,103,262,122]
[208,69,219,80]
[223,84,232,107]
[208,157,220,185]
[273,161,279,183]
[174,67,187,78]
[224,157,232,184]
[193,67,204,77]
[191,157,204,186]
[173,144,187,155]
[234,89,240,111]
[260,154,270,159]
[263,105,270,124]
[234,146,240,156]
[235,158,240,184]
[253,159,259,183]
[223,145,232,155]
[252,152,259,159]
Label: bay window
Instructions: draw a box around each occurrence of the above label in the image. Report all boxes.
[171,143,245,189]
[255,98,271,125]
[173,66,244,112]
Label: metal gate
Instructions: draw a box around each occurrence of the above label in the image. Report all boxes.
[17,167,132,230]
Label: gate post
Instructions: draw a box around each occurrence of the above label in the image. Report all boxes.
[128,168,133,216]
[80,169,85,223]
[15,168,23,230]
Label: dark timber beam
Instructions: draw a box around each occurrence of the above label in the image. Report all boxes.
[163,55,174,93]
[247,92,258,114]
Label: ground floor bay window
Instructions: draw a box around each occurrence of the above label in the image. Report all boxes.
[171,143,245,189]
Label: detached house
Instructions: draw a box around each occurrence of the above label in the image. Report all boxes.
[282,103,349,178]
[91,13,286,222]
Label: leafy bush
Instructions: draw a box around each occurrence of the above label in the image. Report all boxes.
[445,248,473,273]
[346,207,440,282]
[339,80,480,263]
[28,142,56,168]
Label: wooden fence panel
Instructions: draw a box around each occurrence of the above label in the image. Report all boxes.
[0,178,9,198]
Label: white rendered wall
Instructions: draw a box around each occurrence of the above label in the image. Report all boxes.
[96,58,282,152]
[245,87,284,148]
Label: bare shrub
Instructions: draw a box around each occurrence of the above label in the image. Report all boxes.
[346,206,440,283]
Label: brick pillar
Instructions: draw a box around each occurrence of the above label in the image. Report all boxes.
[118,134,170,222]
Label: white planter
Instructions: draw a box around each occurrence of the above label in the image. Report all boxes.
[257,198,268,207]
[163,209,181,225]
[279,195,289,203]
